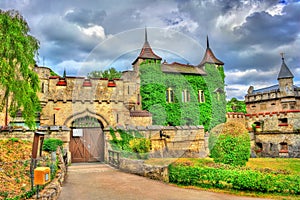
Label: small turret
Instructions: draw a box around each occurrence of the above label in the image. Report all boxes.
[198,36,224,66]
[132,27,162,68]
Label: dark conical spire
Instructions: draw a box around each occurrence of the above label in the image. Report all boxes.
[206,35,209,49]
[277,53,294,80]
[199,35,224,66]
[132,27,162,65]
[145,27,148,42]
[63,68,66,78]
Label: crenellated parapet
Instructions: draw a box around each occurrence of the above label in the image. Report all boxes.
[33,66,149,128]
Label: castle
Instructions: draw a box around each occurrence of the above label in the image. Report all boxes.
[244,54,300,157]
[0,30,226,162]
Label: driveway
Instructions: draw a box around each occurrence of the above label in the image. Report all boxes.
[58,163,269,200]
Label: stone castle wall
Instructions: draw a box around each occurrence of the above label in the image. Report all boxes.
[104,125,207,158]
[0,126,71,156]
[226,112,245,124]
[33,67,151,128]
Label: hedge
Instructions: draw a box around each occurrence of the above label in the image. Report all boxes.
[168,165,300,194]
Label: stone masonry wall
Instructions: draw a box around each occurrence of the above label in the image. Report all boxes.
[118,158,169,182]
[255,132,300,158]
[104,125,206,159]
[0,126,71,154]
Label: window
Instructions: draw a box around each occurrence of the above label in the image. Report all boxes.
[198,90,205,103]
[279,142,288,153]
[269,143,273,151]
[182,89,190,102]
[278,118,288,126]
[166,88,174,103]
[41,82,45,93]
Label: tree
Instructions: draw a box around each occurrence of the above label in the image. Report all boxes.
[0,10,40,129]
[209,121,250,166]
[226,97,246,113]
[87,67,121,80]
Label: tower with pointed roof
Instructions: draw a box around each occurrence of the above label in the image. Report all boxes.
[244,54,300,158]
[132,31,226,130]
[198,36,224,67]
[132,28,162,72]
[278,53,295,97]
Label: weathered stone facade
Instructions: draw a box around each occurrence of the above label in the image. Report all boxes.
[104,125,206,159]
[35,67,150,128]
[244,56,300,158]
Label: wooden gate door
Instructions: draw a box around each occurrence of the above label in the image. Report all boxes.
[70,128,104,163]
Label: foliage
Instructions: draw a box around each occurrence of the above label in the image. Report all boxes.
[109,128,134,152]
[87,67,121,80]
[0,9,40,129]
[226,98,246,113]
[208,123,223,152]
[168,163,300,195]
[50,69,59,76]
[0,139,61,199]
[129,138,151,154]
[209,121,250,166]
[42,138,63,152]
[139,60,226,130]
[0,139,32,199]
[109,128,150,159]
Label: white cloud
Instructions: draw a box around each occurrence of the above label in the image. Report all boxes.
[79,25,106,39]
[266,3,285,16]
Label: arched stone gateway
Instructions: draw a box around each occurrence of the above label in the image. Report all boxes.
[69,115,105,163]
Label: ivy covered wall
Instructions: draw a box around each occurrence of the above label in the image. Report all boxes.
[139,60,226,131]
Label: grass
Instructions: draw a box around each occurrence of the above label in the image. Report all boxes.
[246,158,300,175]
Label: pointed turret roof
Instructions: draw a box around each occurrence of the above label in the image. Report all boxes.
[132,28,162,65]
[277,54,294,80]
[199,36,224,66]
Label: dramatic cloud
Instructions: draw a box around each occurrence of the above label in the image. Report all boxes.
[0,0,299,100]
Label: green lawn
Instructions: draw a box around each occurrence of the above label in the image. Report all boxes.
[246,158,300,175]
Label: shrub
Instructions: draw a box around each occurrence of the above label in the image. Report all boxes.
[168,164,300,194]
[210,121,250,166]
[129,138,151,153]
[42,138,63,152]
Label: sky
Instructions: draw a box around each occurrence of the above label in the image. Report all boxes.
[1,0,300,100]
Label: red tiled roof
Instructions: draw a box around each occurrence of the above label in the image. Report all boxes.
[199,36,224,66]
[56,79,67,86]
[199,47,224,66]
[82,79,92,87]
[130,110,152,117]
[132,41,162,65]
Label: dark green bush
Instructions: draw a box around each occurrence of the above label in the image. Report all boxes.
[168,164,300,194]
[209,121,250,166]
[42,138,63,152]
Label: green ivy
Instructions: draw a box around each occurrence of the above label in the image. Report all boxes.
[109,128,150,159]
[139,60,226,130]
